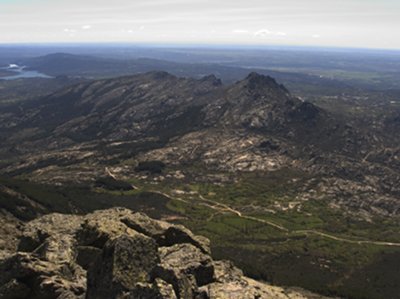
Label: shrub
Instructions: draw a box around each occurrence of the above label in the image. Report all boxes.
[95,177,133,191]
[134,160,166,174]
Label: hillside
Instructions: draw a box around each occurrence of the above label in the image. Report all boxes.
[0,72,399,298]
[0,72,397,215]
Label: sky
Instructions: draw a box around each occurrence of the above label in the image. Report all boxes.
[0,0,399,49]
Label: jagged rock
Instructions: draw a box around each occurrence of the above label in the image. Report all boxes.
[123,279,177,299]
[153,243,215,298]
[77,208,136,248]
[0,208,331,299]
[18,213,81,252]
[75,246,102,270]
[121,212,211,254]
[0,252,86,299]
[212,260,244,283]
[201,261,323,299]
[199,74,222,87]
[0,213,86,299]
[86,234,159,299]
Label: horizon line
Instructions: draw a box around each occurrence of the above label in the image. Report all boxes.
[0,42,400,53]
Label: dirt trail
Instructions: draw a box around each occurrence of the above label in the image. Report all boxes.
[198,195,289,232]
[105,168,400,248]
[181,194,400,247]
[172,192,400,247]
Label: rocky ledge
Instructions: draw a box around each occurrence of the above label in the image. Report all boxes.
[0,208,331,299]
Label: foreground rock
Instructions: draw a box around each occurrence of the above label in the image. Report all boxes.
[0,208,332,299]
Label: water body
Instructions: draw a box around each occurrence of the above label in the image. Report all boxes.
[0,64,52,80]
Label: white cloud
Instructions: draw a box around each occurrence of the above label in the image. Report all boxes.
[254,29,287,38]
[1,0,399,48]
[82,25,92,30]
[254,29,271,37]
[63,28,77,38]
[232,29,249,34]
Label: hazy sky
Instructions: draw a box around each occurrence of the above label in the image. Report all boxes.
[1,0,399,49]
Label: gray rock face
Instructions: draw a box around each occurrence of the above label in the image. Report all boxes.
[121,212,211,254]
[0,213,86,299]
[123,278,177,299]
[0,208,331,299]
[86,234,159,299]
[154,243,215,298]
[0,210,23,260]
[0,252,86,299]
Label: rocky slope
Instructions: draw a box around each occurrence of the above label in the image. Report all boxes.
[0,71,398,218]
[0,71,338,149]
[0,208,331,299]
[1,71,399,299]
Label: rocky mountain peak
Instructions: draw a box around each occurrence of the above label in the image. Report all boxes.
[199,74,223,86]
[241,72,289,93]
[143,70,177,80]
[0,71,331,156]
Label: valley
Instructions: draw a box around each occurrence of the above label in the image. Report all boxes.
[1,46,400,299]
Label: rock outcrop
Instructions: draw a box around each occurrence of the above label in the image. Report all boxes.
[0,208,332,299]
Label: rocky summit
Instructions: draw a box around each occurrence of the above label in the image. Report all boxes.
[0,207,332,299]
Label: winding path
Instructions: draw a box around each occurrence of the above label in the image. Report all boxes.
[105,167,400,248]
[158,190,400,247]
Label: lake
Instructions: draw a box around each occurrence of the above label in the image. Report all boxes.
[0,65,52,80]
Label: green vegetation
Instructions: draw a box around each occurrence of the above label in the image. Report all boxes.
[116,169,400,299]
[2,168,400,298]
[94,177,134,191]
[0,177,173,220]
[168,196,400,299]
[135,160,166,174]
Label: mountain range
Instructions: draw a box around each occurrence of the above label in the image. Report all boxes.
[1,70,399,298]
